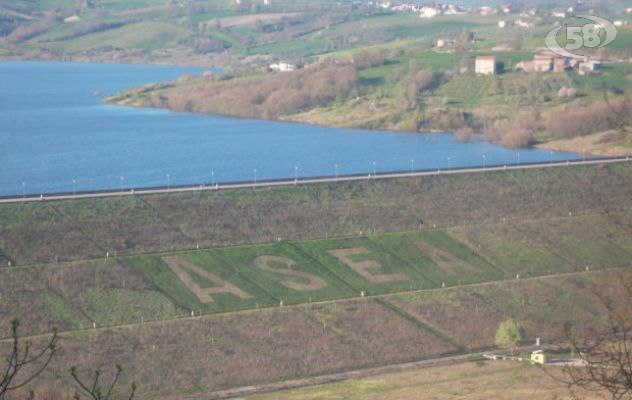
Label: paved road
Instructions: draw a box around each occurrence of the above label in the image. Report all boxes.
[1,156,630,204]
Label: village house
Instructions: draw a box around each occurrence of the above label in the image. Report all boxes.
[479,6,496,16]
[551,9,567,19]
[444,4,466,15]
[578,60,602,76]
[269,62,296,72]
[475,56,497,75]
[515,19,534,28]
[419,6,441,18]
[498,20,508,28]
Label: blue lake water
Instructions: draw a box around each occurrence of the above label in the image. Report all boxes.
[0,61,581,196]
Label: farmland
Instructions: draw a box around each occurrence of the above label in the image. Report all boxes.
[245,360,601,400]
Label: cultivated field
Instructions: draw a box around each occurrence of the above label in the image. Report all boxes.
[244,361,603,400]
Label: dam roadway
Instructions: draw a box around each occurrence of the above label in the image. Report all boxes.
[1,156,630,204]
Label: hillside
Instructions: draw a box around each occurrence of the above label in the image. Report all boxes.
[1,162,631,398]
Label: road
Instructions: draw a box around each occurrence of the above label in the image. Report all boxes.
[1,156,630,204]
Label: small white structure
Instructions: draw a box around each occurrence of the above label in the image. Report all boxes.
[516,19,534,28]
[552,10,567,19]
[269,62,296,72]
[436,39,446,48]
[578,60,602,76]
[475,56,497,75]
[63,15,81,23]
[531,350,548,365]
[479,6,496,16]
[498,20,508,28]
[419,6,440,19]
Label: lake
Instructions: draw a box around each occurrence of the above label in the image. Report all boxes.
[0,61,580,196]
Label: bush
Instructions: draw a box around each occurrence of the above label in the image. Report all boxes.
[495,319,524,350]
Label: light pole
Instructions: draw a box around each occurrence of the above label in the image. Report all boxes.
[253,169,257,186]
[447,157,451,170]
[410,159,414,173]
[120,176,124,193]
[211,170,215,186]
[72,179,76,198]
[166,173,170,190]
[294,166,299,183]
[482,154,487,169]
[22,182,26,199]
[517,152,521,166]
[550,151,554,164]
[373,161,376,176]
[335,164,338,180]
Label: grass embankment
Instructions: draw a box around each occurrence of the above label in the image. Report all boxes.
[2,210,630,336]
[5,269,629,399]
[2,163,632,266]
[1,163,631,399]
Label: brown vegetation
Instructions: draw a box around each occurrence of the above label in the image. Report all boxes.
[2,163,632,266]
[140,63,358,120]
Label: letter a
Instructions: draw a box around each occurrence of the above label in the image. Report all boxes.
[163,256,252,303]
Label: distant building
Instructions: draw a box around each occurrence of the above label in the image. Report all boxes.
[515,19,534,28]
[533,54,554,72]
[419,6,440,18]
[436,39,446,48]
[553,57,569,72]
[63,15,81,23]
[578,60,602,75]
[500,4,512,14]
[498,20,508,28]
[475,56,497,75]
[269,62,296,72]
[552,10,567,18]
[444,4,466,15]
[531,350,548,365]
[479,6,496,16]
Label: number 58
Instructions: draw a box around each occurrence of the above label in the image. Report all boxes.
[566,25,602,50]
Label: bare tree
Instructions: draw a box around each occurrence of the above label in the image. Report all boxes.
[0,319,58,400]
[560,273,632,400]
[70,365,136,400]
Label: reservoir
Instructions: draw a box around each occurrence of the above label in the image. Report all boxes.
[0,61,580,196]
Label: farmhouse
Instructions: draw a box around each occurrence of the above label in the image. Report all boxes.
[516,53,569,73]
[479,6,496,16]
[269,62,296,72]
[475,56,497,75]
[578,60,602,76]
[419,6,440,19]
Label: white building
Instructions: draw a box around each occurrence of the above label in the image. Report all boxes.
[419,6,440,18]
[516,19,534,28]
[269,62,296,72]
[475,56,497,75]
